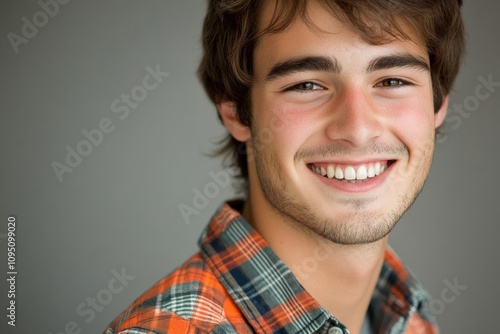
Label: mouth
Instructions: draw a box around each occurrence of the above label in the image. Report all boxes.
[307,160,395,183]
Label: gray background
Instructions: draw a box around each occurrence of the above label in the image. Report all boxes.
[1,0,499,333]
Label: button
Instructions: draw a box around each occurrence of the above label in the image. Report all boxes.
[328,327,344,334]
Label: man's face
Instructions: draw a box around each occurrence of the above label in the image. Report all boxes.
[242,0,447,245]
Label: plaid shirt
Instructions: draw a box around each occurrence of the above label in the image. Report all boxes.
[104,201,438,334]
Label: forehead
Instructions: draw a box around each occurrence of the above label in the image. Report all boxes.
[254,0,428,70]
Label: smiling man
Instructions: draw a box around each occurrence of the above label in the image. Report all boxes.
[105,1,465,333]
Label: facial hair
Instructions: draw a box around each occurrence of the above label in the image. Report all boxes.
[251,134,435,245]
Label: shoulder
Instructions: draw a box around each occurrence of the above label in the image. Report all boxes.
[103,253,244,334]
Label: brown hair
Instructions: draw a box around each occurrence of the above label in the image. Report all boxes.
[198,0,465,181]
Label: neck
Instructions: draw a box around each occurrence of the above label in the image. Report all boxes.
[242,194,387,334]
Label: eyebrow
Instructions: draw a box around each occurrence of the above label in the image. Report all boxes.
[366,53,430,73]
[266,56,341,81]
[265,53,429,82]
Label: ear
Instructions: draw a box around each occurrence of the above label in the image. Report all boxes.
[434,95,449,128]
[217,100,251,142]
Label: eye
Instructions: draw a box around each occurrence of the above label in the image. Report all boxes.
[375,78,412,88]
[285,81,325,92]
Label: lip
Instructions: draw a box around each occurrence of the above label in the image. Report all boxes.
[308,160,396,193]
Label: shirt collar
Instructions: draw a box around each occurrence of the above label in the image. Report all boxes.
[198,201,435,333]
[370,250,436,331]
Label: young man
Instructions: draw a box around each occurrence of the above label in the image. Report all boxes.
[104,0,465,333]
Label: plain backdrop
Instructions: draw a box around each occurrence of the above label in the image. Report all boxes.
[1,0,499,333]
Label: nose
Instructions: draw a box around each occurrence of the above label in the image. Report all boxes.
[325,86,384,147]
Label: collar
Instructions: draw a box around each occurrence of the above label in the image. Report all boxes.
[198,201,435,333]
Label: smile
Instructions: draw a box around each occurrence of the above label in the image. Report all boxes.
[308,161,394,182]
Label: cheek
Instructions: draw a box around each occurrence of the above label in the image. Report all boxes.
[253,97,318,148]
[387,99,437,174]
[251,100,320,179]
[387,98,435,145]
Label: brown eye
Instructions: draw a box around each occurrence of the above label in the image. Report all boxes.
[376,78,410,88]
[298,82,315,90]
[286,82,324,92]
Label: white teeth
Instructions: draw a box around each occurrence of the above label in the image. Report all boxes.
[367,165,375,178]
[311,162,390,181]
[356,165,368,180]
[327,165,335,178]
[335,166,344,179]
[344,166,356,180]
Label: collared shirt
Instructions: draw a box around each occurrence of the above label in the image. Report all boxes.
[104,201,438,334]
